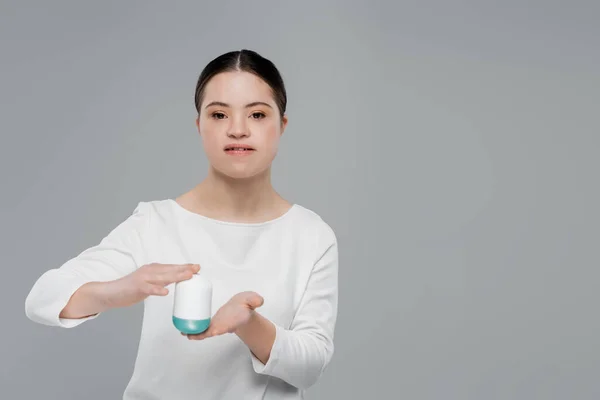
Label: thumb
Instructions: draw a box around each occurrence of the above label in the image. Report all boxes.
[246,292,264,309]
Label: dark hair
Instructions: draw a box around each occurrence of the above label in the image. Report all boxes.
[194,49,287,118]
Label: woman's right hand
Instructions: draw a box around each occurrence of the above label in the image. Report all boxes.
[59,263,200,320]
[105,263,200,308]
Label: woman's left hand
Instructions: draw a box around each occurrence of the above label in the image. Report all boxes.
[184,291,264,340]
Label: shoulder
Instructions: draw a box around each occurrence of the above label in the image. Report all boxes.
[131,198,180,221]
[288,204,338,248]
[112,199,178,237]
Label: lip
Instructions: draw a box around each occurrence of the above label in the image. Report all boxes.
[223,143,255,151]
[223,143,256,156]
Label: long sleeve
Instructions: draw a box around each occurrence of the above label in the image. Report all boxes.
[251,223,339,390]
[24,202,150,328]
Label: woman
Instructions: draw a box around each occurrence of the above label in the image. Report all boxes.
[25,49,339,399]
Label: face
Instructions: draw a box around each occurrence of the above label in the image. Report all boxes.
[196,71,288,180]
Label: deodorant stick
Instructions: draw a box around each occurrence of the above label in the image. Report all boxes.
[172,272,213,334]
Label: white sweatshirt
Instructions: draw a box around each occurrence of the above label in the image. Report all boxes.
[24,199,339,399]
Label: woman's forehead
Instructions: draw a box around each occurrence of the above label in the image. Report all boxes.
[203,71,274,104]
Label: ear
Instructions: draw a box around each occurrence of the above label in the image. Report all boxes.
[195,115,201,135]
[280,114,288,136]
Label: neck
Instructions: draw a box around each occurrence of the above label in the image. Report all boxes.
[186,166,287,221]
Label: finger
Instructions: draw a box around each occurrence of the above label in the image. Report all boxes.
[150,262,199,270]
[149,266,199,286]
[175,263,200,273]
[187,333,205,340]
[187,325,224,340]
[169,264,200,281]
[144,284,169,296]
[149,263,200,275]
[187,330,211,340]
[247,293,264,309]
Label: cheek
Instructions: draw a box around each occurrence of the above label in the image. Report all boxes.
[199,124,222,153]
[260,124,281,152]
[201,132,218,147]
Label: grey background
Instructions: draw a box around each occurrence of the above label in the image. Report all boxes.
[1,1,599,399]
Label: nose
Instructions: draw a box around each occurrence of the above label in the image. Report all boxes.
[227,116,250,139]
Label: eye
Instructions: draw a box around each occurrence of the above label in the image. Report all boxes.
[250,112,266,119]
[211,112,226,120]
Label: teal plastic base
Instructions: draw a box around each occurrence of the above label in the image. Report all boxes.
[173,316,211,334]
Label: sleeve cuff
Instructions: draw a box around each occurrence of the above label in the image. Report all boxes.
[53,277,101,328]
[58,313,100,328]
[250,323,287,375]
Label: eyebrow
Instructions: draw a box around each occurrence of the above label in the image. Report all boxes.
[204,101,273,109]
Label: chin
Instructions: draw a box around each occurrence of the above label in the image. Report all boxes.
[214,165,267,180]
